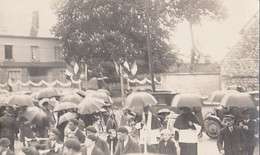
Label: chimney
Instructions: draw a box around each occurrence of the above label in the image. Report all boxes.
[30,11,39,37]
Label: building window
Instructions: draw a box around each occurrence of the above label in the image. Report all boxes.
[55,47,62,61]
[5,45,13,59]
[8,70,21,81]
[31,46,39,61]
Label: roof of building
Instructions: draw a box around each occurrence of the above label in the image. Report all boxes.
[221,12,259,78]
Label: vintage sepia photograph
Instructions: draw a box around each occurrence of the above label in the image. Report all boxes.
[0,0,259,154]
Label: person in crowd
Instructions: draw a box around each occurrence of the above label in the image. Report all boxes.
[240,111,257,155]
[35,128,63,155]
[19,117,35,146]
[217,114,247,155]
[120,110,129,126]
[107,129,118,153]
[192,107,205,137]
[173,107,201,155]
[22,147,40,155]
[106,114,118,133]
[135,105,162,147]
[114,126,141,155]
[91,116,103,134]
[81,135,104,155]
[0,107,19,151]
[157,129,177,155]
[63,138,82,155]
[140,136,157,153]
[86,126,110,155]
[0,138,14,155]
[65,118,85,143]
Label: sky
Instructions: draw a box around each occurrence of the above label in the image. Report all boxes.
[172,0,259,62]
[0,0,259,62]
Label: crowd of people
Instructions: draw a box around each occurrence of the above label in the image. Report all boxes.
[0,90,258,155]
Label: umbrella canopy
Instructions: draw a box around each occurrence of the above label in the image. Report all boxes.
[60,93,83,104]
[58,112,78,125]
[97,89,111,96]
[19,106,49,127]
[37,87,59,100]
[73,89,86,98]
[208,90,239,103]
[78,97,108,115]
[124,92,158,114]
[86,92,113,104]
[5,95,34,107]
[221,93,256,108]
[53,102,78,112]
[171,93,203,108]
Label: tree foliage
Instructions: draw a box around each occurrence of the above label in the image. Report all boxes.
[51,0,226,82]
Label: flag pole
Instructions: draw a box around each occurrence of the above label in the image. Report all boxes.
[120,65,125,106]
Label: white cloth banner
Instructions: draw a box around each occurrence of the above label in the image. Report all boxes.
[0,79,80,87]
[128,76,163,85]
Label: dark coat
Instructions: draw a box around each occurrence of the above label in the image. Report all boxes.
[106,118,118,133]
[96,137,110,155]
[81,146,105,155]
[0,114,19,151]
[217,126,246,155]
[114,136,141,155]
[157,139,177,155]
[0,115,19,139]
[74,129,85,143]
[242,119,257,148]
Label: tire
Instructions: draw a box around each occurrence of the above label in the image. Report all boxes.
[205,119,221,139]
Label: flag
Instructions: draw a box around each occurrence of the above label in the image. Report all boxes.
[124,61,130,71]
[114,61,119,75]
[131,61,138,75]
[74,63,79,74]
[65,64,74,77]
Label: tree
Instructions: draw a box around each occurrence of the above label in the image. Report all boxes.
[168,0,227,70]
[51,0,226,81]
[51,0,179,82]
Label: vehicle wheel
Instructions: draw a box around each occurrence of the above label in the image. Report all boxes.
[205,119,221,139]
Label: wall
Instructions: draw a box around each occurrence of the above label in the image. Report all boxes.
[0,36,59,62]
[163,73,221,96]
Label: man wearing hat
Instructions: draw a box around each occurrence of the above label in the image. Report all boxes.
[65,118,85,143]
[0,138,14,155]
[86,125,110,155]
[114,126,140,155]
[217,114,246,155]
[81,135,104,155]
[36,128,63,155]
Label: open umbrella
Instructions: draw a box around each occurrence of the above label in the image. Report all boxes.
[19,106,49,127]
[53,102,78,112]
[86,92,113,104]
[37,87,59,100]
[124,92,158,114]
[60,93,83,104]
[5,95,34,107]
[208,90,239,103]
[171,93,203,108]
[78,97,108,114]
[58,112,78,125]
[221,93,256,108]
